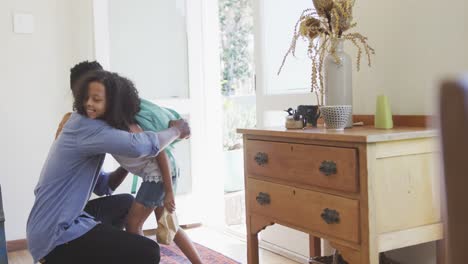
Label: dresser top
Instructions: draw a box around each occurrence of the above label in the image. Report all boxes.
[237,126,437,143]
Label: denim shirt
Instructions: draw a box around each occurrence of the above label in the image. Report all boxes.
[26,113,160,262]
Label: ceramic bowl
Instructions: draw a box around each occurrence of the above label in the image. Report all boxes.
[319,105,352,131]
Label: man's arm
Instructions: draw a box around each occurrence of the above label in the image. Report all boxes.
[78,119,190,158]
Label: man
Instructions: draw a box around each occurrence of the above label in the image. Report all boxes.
[28,64,191,263]
[56,61,130,230]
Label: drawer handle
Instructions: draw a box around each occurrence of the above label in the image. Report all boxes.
[254,152,269,166]
[256,192,271,205]
[321,208,340,224]
[319,160,337,176]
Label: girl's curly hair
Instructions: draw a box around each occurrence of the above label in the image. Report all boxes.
[73,70,141,131]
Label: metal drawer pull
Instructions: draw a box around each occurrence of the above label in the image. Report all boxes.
[254,152,268,166]
[319,160,337,176]
[321,208,340,224]
[256,192,271,205]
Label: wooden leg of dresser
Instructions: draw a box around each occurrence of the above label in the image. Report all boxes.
[247,214,274,264]
[309,235,321,257]
[436,239,446,264]
[247,232,259,264]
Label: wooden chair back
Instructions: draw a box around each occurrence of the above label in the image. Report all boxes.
[439,78,468,264]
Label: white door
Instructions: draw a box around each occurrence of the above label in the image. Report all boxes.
[253,0,318,260]
[93,0,224,229]
[254,0,318,128]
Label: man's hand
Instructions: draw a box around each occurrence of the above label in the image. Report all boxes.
[164,191,176,213]
[169,119,191,139]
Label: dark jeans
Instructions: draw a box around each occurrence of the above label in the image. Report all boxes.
[42,224,160,264]
[41,194,161,263]
[84,193,134,230]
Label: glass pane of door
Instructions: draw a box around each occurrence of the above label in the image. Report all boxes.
[108,0,189,100]
[256,0,312,95]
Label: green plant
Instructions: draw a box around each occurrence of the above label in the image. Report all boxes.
[219,0,254,95]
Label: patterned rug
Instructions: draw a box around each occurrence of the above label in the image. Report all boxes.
[160,242,240,264]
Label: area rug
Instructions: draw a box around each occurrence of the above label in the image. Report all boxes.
[160,242,240,264]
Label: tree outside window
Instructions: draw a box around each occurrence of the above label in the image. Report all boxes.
[219,0,254,97]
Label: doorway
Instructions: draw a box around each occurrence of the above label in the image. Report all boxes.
[218,0,256,237]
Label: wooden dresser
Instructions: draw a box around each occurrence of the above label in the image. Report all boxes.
[238,126,442,264]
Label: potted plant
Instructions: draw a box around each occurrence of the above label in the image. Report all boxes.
[277,0,375,106]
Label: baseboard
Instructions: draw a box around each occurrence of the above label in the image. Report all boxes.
[179,222,203,230]
[353,115,432,127]
[143,221,202,238]
[223,226,309,264]
[317,115,432,127]
[7,239,27,252]
[259,239,309,264]
[223,227,247,242]
[143,228,157,236]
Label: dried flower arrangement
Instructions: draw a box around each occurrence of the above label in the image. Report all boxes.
[278,0,375,105]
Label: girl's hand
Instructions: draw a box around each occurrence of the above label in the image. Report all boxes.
[169,119,191,139]
[164,191,176,213]
[129,124,143,133]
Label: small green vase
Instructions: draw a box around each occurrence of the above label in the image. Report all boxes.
[375,95,393,129]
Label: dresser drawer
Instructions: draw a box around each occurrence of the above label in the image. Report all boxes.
[245,140,359,193]
[247,178,360,243]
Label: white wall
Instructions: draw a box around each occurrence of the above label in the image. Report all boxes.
[259,0,468,262]
[351,0,468,263]
[0,0,94,240]
[351,0,468,115]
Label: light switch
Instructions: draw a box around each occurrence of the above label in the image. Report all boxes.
[13,13,34,34]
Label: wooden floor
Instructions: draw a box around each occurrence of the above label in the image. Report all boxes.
[7,250,33,264]
[7,226,300,264]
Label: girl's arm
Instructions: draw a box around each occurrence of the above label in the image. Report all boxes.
[93,167,129,196]
[129,124,176,212]
[78,126,161,158]
[156,151,176,213]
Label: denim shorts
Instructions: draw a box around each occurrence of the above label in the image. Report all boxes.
[135,176,178,208]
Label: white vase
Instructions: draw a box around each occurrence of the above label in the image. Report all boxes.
[324,38,353,128]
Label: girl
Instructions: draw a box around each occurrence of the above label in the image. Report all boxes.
[27,70,190,264]
[110,78,203,264]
